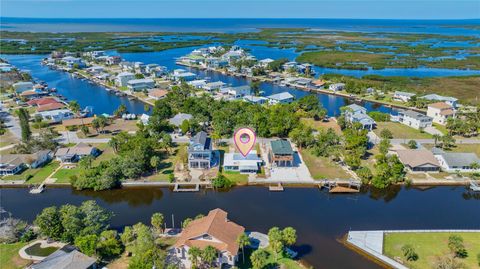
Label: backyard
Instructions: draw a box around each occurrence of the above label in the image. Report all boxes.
[374,122,432,139]
[2,161,60,183]
[0,242,31,269]
[301,148,351,180]
[384,232,480,269]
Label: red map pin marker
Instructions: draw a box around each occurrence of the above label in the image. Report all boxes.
[234,128,256,157]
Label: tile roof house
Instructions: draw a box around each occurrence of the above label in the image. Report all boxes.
[29,245,96,269]
[188,131,213,169]
[396,149,440,172]
[55,143,99,163]
[148,89,168,100]
[427,102,456,125]
[173,208,245,268]
[36,102,66,112]
[432,148,480,173]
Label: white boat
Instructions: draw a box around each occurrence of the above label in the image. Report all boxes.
[470,181,480,192]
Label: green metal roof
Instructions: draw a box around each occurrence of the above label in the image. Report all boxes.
[270,140,293,155]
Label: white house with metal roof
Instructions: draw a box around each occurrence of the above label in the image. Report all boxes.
[395,109,433,130]
[343,104,376,130]
[223,150,263,174]
[422,94,458,108]
[432,148,480,173]
[393,91,416,102]
[266,92,295,104]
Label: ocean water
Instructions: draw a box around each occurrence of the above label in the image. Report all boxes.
[1,18,479,36]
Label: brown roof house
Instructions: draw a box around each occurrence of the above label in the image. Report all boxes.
[55,143,99,163]
[173,208,245,267]
[427,102,456,125]
[396,149,440,172]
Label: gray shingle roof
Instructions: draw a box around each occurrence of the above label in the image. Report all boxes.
[30,246,96,269]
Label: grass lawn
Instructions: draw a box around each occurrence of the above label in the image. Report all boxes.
[145,144,187,182]
[51,167,80,183]
[301,148,350,180]
[301,118,342,135]
[0,242,31,269]
[433,123,448,135]
[384,232,480,269]
[237,247,303,269]
[223,171,249,184]
[423,143,480,156]
[374,122,432,139]
[91,143,115,165]
[2,161,60,183]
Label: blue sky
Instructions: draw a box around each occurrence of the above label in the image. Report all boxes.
[1,0,479,19]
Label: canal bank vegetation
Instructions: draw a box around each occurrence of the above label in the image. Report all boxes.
[383,232,480,269]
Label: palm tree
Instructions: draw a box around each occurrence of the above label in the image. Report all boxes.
[237,233,251,264]
[68,101,80,114]
[201,246,217,267]
[188,247,201,268]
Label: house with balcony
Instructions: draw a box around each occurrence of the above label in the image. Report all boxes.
[223,150,263,173]
[343,104,376,130]
[266,92,295,104]
[395,109,433,130]
[116,72,135,87]
[188,131,213,169]
[427,102,455,125]
[127,78,155,91]
[173,208,245,268]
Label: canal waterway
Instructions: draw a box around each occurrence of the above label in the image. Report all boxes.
[1,54,147,115]
[1,186,479,268]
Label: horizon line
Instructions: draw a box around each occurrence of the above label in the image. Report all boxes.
[2,17,480,21]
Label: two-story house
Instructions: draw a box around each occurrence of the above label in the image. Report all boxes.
[188,131,213,169]
[395,109,433,130]
[427,102,455,125]
[343,104,376,130]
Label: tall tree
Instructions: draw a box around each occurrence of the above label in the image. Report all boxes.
[237,233,251,263]
[250,249,269,269]
[150,212,164,235]
[17,108,31,141]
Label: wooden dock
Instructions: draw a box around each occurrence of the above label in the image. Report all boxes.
[173,183,200,192]
[329,186,360,193]
[269,183,284,192]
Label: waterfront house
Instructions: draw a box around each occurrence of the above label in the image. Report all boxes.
[134,62,146,73]
[86,50,106,59]
[282,61,299,71]
[36,102,66,113]
[0,150,52,176]
[20,89,48,99]
[187,79,207,89]
[116,72,135,87]
[266,92,295,105]
[106,56,121,65]
[343,104,376,130]
[432,148,480,173]
[145,63,160,73]
[55,143,99,163]
[29,245,97,269]
[62,117,95,128]
[36,109,74,123]
[427,102,455,125]
[258,58,275,68]
[393,91,416,102]
[203,81,226,92]
[148,89,168,100]
[61,56,84,69]
[206,57,228,68]
[0,62,13,72]
[224,150,263,173]
[396,149,440,172]
[395,109,433,130]
[12,81,34,93]
[328,83,345,92]
[169,113,193,129]
[421,94,458,108]
[27,97,61,107]
[312,79,326,89]
[187,131,213,169]
[173,69,197,81]
[149,66,167,78]
[269,139,294,167]
[173,208,245,268]
[221,85,251,99]
[127,78,155,91]
[243,95,268,104]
